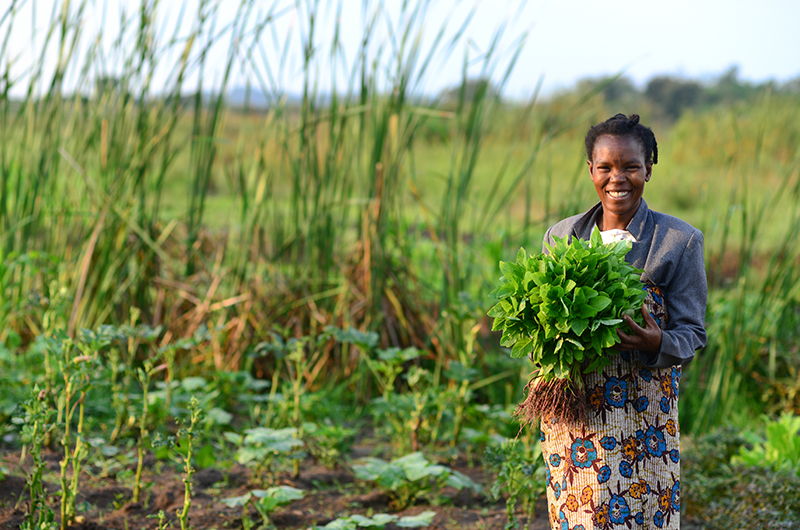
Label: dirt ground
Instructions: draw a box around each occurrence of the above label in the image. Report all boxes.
[0,448,553,530]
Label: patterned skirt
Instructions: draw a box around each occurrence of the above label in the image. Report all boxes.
[540,284,681,530]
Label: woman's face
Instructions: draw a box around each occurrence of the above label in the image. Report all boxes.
[588,134,652,230]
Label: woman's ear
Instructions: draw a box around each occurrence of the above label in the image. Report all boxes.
[645,163,653,182]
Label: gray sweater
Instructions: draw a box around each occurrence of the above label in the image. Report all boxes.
[543,199,708,369]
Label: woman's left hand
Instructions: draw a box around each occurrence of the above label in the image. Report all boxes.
[615,305,662,353]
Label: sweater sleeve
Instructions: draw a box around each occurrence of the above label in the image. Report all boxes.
[642,228,708,368]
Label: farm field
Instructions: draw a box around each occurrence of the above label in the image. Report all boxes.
[2,1,800,529]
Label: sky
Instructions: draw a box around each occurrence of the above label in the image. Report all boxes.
[2,0,799,99]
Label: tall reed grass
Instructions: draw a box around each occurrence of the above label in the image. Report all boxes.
[1,0,799,432]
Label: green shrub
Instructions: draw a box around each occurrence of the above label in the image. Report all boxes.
[683,424,800,529]
[732,414,800,474]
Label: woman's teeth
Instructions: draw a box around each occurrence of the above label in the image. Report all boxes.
[608,191,630,198]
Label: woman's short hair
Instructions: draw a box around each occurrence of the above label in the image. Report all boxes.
[585,113,658,165]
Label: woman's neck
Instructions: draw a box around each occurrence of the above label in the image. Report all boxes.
[597,202,640,231]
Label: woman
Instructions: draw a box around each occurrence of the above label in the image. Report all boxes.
[539,114,707,530]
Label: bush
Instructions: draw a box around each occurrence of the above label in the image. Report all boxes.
[683,425,800,529]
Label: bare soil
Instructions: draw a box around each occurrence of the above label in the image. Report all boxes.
[0,449,552,530]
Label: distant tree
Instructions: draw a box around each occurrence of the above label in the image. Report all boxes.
[645,76,703,121]
[780,75,800,94]
[576,75,641,106]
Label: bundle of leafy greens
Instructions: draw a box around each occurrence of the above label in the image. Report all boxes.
[487,228,647,424]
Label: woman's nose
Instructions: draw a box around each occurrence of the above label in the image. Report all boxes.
[609,171,626,181]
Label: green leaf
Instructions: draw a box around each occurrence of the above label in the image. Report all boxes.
[516,247,528,266]
[350,514,397,527]
[589,296,612,312]
[206,407,233,426]
[256,486,305,504]
[221,493,251,507]
[570,319,589,336]
[445,470,482,493]
[487,303,507,318]
[511,337,534,358]
[396,512,436,528]
[321,519,357,530]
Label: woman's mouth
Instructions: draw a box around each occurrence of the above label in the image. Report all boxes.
[607,190,631,198]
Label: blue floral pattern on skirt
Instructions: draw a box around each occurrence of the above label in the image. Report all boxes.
[541,283,681,530]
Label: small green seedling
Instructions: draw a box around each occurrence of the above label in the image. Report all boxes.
[353,451,481,511]
[147,510,172,530]
[221,486,304,530]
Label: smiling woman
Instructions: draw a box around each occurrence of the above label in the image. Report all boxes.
[536,114,707,530]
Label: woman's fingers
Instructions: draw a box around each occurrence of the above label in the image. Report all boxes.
[614,308,662,353]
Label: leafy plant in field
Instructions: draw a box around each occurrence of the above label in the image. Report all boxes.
[14,386,56,530]
[224,427,303,486]
[49,330,106,530]
[484,438,546,529]
[360,344,423,399]
[154,397,203,530]
[103,314,162,443]
[438,360,479,448]
[133,359,167,502]
[221,486,304,530]
[317,511,436,529]
[253,327,332,475]
[732,414,800,474]
[157,326,212,414]
[371,366,435,454]
[153,376,235,433]
[303,421,357,469]
[487,230,645,422]
[324,327,381,403]
[352,452,481,511]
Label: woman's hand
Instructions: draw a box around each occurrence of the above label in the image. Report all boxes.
[615,305,662,354]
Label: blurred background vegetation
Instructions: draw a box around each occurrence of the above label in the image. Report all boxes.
[1,0,799,440]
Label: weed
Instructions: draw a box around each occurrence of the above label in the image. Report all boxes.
[484,438,545,529]
[14,386,56,530]
[133,359,167,502]
[177,397,203,530]
[50,331,103,530]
